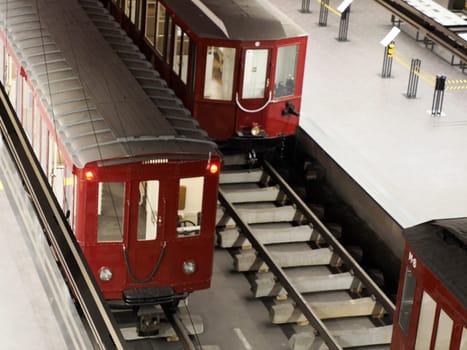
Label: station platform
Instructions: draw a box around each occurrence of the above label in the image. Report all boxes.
[0,140,91,349]
[269,0,467,256]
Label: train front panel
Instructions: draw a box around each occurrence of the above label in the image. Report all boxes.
[74,155,220,303]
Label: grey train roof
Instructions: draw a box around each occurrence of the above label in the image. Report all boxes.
[0,0,216,169]
[403,218,467,308]
[165,0,307,41]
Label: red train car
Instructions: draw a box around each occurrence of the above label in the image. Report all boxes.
[391,219,467,350]
[100,0,308,149]
[0,0,220,322]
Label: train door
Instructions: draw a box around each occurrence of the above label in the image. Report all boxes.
[235,48,272,130]
[125,178,167,285]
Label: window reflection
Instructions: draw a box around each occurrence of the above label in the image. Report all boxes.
[137,180,159,241]
[398,267,416,334]
[242,49,268,99]
[275,45,298,98]
[97,182,124,242]
[177,177,203,237]
[203,46,235,100]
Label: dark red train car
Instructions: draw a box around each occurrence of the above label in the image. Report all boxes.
[101,0,308,148]
[391,219,467,350]
[0,0,221,319]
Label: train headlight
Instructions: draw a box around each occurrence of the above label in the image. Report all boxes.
[183,260,196,275]
[98,267,113,281]
[251,124,261,136]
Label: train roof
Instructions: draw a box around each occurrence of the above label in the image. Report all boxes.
[403,218,467,308]
[166,0,307,41]
[0,0,217,169]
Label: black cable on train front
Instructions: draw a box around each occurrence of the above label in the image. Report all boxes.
[122,241,167,284]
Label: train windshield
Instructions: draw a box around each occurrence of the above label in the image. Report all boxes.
[203,46,236,100]
[274,45,299,98]
[177,176,204,237]
[97,182,125,242]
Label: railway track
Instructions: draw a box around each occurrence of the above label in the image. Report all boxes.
[216,156,395,350]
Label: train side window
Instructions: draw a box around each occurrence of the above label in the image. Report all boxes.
[144,0,156,45]
[203,46,236,100]
[22,82,34,142]
[398,267,416,334]
[40,110,48,173]
[137,180,159,241]
[155,3,167,57]
[177,176,204,237]
[434,310,453,349]
[173,25,182,75]
[414,291,436,349]
[242,49,269,99]
[461,327,467,350]
[5,53,18,109]
[275,45,299,98]
[97,182,124,242]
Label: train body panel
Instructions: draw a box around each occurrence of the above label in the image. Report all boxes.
[0,0,220,305]
[391,219,467,350]
[100,0,308,145]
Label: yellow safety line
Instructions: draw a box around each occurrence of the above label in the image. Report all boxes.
[446,85,467,90]
[316,0,342,17]
[446,79,467,84]
[0,181,3,190]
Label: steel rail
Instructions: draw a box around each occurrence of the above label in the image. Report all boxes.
[373,0,467,63]
[218,188,343,350]
[0,83,126,349]
[262,160,396,317]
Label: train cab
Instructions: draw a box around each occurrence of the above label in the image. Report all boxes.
[391,219,467,350]
[101,0,308,149]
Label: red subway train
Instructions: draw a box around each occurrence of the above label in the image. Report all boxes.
[391,218,467,350]
[99,0,308,149]
[0,0,221,326]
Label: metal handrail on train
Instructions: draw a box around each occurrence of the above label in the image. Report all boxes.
[0,84,126,349]
[217,188,343,350]
[262,160,396,317]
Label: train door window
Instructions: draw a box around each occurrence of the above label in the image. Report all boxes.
[180,32,190,83]
[144,0,156,46]
[177,176,203,237]
[242,49,269,99]
[398,267,416,334]
[124,0,138,24]
[137,180,159,241]
[414,291,436,349]
[434,310,453,349]
[203,46,236,100]
[274,45,298,98]
[5,53,18,109]
[155,2,167,56]
[166,17,173,65]
[190,43,197,94]
[97,182,125,242]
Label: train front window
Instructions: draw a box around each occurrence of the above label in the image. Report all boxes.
[434,310,453,349]
[137,180,159,241]
[177,176,204,237]
[398,267,416,334]
[203,46,235,100]
[242,49,269,99]
[275,45,299,98]
[97,182,124,242]
[414,291,436,349]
